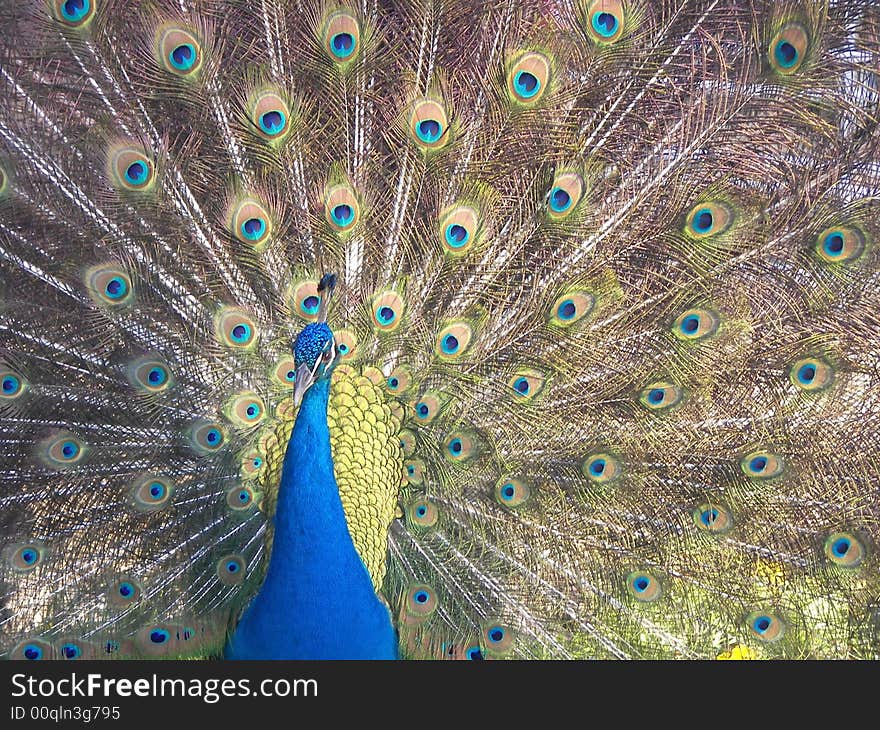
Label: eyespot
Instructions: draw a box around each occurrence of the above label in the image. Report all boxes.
[411,393,442,424]
[189,421,228,453]
[439,204,480,255]
[157,26,203,76]
[397,429,416,456]
[684,201,733,238]
[109,146,156,192]
[407,498,438,528]
[51,0,95,28]
[584,0,625,44]
[547,172,584,220]
[494,477,531,508]
[385,366,412,394]
[582,453,621,484]
[13,639,53,660]
[507,370,546,402]
[639,382,683,411]
[626,571,663,602]
[789,358,834,391]
[507,52,550,104]
[110,577,142,606]
[746,611,786,642]
[240,449,265,478]
[672,308,719,341]
[435,322,474,361]
[250,89,292,142]
[128,357,173,393]
[225,391,266,428]
[824,531,865,568]
[465,645,484,660]
[58,641,84,660]
[0,369,27,400]
[443,432,477,463]
[549,291,595,327]
[482,622,514,656]
[740,451,784,480]
[693,503,733,534]
[86,264,134,308]
[815,226,866,264]
[410,99,449,150]
[215,308,259,350]
[271,357,298,388]
[323,10,360,62]
[372,291,405,332]
[41,432,87,468]
[217,554,246,586]
[10,543,46,572]
[291,279,322,321]
[403,584,438,623]
[130,475,175,513]
[324,184,361,233]
[230,198,272,249]
[769,23,809,75]
[404,459,425,485]
[226,484,257,511]
[147,628,171,645]
[333,329,357,361]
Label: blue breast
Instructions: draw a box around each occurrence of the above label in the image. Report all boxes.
[225,378,398,659]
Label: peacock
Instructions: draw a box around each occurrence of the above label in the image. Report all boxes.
[0,0,879,661]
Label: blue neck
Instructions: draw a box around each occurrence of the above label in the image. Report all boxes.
[225,378,397,659]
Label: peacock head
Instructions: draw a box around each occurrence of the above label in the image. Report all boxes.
[292,273,338,407]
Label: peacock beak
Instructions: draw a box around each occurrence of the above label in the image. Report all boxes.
[293,363,316,408]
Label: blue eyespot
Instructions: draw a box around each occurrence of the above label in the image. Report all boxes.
[331,204,354,227]
[752,615,772,634]
[338,343,348,354]
[61,440,80,460]
[550,187,571,213]
[23,644,43,660]
[832,537,850,557]
[414,590,430,604]
[62,0,90,22]
[680,314,700,334]
[589,458,606,476]
[647,388,665,405]
[512,377,530,395]
[692,208,714,234]
[124,161,149,186]
[302,295,321,316]
[377,306,396,325]
[2,375,19,393]
[441,334,459,354]
[487,627,505,643]
[253,456,263,468]
[700,508,719,527]
[416,403,430,418]
[61,643,81,660]
[774,40,798,68]
[501,483,515,500]
[149,629,170,644]
[225,561,239,573]
[104,276,128,299]
[231,324,251,343]
[417,119,442,143]
[416,505,427,517]
[206,428,222,444]
[118,582,135,599]
[797,364,816,384]
[241,217,266,241]
[169,43,196,71]
[445,224,469,248]
[388,377,399,389]
[513,70,540,99]
[592,11,619,38]
[557,299,577,320]
[749,456,767,473]
[259,110,286,136]
[148,482,166,500]
[245,403,261,419]
[330,32,355,59]
[823,232,845,258]
[448,438,462,455]
[147,367,167,386]
[466,646,483,660]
